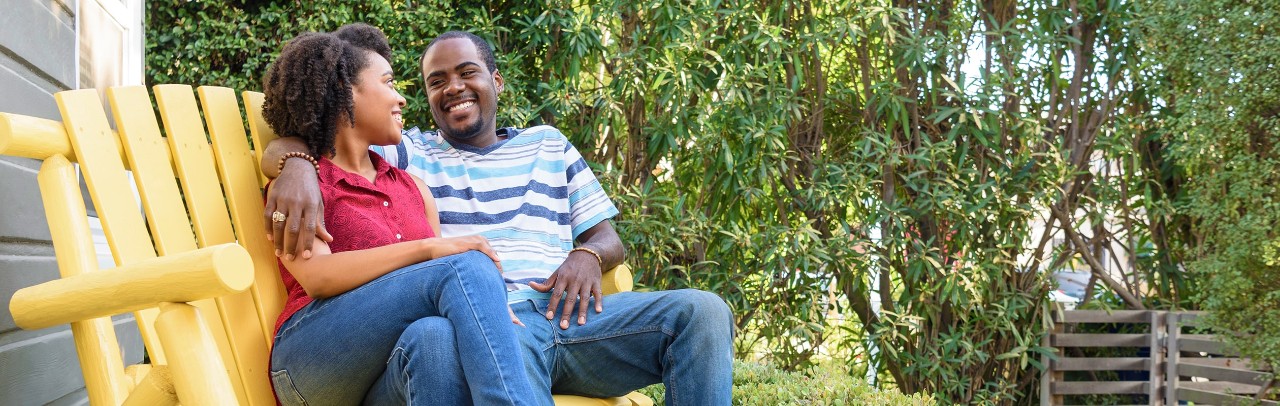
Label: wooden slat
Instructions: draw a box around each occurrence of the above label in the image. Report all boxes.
[1178,362,1274,385]
[1054,357,1149,371]
[1181,334,1239,355]
[1052,333,1150,347]
[1178,387,1278,406]
[199,86,284,341]
[55,88,165,363]
[1149,310,1166,405]
[1181,357,1270,370]
[198,86,283,406]
[153,84,268,406]
[1059,310,1152,324]
[1052,381,1149,395]
[1166,312,1180,402]
[240,91,275,188]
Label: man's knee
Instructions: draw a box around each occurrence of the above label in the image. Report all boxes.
[397,317,460,362]
[670,289,734,334]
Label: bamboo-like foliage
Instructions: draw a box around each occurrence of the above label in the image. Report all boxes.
[145,0,1273,402]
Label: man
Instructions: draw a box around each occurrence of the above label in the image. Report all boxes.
[262,30,733,405]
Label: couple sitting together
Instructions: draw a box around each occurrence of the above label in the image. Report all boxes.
[259,23,733,405]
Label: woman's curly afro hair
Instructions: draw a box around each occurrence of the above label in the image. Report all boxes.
[262,23,392,158]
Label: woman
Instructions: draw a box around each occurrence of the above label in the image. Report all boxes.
[262,24,537,406]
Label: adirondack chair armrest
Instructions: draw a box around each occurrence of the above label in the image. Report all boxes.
[9,243,253,330]
[601,264,634,295]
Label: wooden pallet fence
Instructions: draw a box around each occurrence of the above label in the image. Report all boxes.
[1042,309,1276,406]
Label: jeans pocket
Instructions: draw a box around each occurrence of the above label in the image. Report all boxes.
[270,369,308,406]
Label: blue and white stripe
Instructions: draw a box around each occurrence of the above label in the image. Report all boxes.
[374,125,619,294]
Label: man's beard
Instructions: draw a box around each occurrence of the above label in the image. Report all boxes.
[443,116,485,140]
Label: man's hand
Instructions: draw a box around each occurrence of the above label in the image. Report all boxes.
[528,250,603,329]
[264,159,332,260]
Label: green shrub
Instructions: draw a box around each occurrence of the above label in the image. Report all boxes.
[637,361,933,405]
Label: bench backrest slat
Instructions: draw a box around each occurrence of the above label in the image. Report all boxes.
[54,89,167,364]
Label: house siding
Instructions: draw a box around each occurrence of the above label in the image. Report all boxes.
[0,0,144,404]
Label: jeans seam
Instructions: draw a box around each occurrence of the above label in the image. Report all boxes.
[392,347,413,404]
[448,257,520,404]
[270,369,309,406]
[555,325,672,345]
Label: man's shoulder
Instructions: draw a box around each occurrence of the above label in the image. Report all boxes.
[515,125,569,142]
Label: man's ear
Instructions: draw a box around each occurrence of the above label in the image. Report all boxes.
[493,70,505,93]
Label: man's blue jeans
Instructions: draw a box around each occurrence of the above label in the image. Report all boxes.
[268,251,538,406]
[514,289,735,405]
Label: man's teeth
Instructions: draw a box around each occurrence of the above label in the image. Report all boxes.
[393,113,402,123]
[449,101,475,112]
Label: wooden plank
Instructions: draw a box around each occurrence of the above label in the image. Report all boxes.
[1182,380,1264,394]
[55,89,165,363]
[197,86,281,406]
[198,86,285,342]
[240,91,275,188]
[1052,381,1149,395]
[1178,362,1274,385]
[1052,333,1150,347]
[1054,357,1149,371]
[1178,387,1279,406]
[1165,312,1180,403]
[1149,310,1165,405]
[1181,334,1240,356]
[1043,303,1064,406]
[1181,357,1270,370]
[1060,310,1152,324]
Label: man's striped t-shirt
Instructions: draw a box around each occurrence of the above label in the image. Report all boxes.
[371,125,619,297]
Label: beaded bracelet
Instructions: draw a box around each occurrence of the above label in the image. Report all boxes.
[570,246,604,267]
[278,151,319,173]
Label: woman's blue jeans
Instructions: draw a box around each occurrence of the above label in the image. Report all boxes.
[269,251,538,406]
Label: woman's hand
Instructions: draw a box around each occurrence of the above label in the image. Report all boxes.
[423,236,503,272]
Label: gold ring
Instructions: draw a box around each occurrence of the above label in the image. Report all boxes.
[272,211,286,223]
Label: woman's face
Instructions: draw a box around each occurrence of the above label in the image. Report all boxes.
[350,51,406,146]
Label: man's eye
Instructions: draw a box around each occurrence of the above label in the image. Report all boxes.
[462,70,475,77]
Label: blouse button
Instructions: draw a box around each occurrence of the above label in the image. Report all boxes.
[396,233,402,239]
[383,201,389,207]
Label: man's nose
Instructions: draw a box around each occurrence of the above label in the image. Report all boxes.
[444,78,465,95]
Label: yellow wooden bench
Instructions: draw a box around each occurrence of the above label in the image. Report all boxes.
[0,85,652,406]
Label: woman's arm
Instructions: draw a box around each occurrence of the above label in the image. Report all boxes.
[409,173,442,237]
[280,234,502,299]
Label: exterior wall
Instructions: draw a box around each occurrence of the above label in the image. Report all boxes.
[0,0,143,405]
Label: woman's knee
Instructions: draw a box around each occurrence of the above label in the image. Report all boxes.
[444,250,506,285]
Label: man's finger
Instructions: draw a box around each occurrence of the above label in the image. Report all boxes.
[509,306,525,327]
[593,282,603,313]
[544,281,564,320]
[271,210,287,255]
[281,211,301,260]
[263,198,278,237]
[298,216,317,257]
[559,284,580,329]
[575,288,592,325]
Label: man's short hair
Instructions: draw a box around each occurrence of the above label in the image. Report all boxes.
[422,31,497,73]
